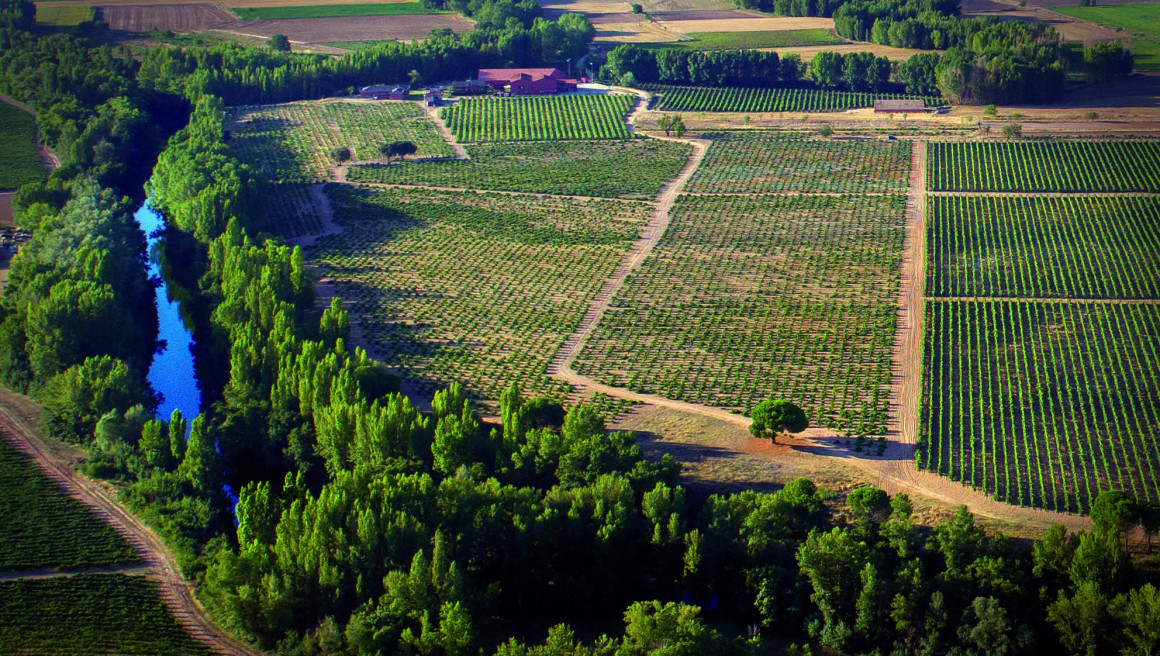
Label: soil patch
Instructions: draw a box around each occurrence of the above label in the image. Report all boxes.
[650,9,767,19]
[213,13,475,42]
[659,16,835,32]
[98,3,237,31]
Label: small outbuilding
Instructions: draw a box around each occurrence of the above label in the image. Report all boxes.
[424,90,443,106]
[360,84,410,100]
[874,99,927,113]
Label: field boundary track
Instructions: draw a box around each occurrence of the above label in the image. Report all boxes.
[0,402,263,656]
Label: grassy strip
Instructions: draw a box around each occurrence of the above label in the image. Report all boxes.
[648,28,844,51]
[0,574,211,655]
[325,39,401,50]
[232,2,446,19]
[1054,3,1160,40]
[0,103,47,191]
[34,5,93,26]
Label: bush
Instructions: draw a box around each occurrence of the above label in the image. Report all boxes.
[631,3,643,13]
[819,123,834,137]
[267,34,290,52]
[1001,122,1022,138]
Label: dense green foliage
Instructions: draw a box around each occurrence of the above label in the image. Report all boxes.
[809,50,891,91]
[347,139,692,199]
[443,94,634,142]
[920,301,1160,512]
[0,574,212,655]
[311,185,652,404]
[0,437,136,570]
[576,192,905,435]
[928,141,1160,192]
[0,102,45,190]
[604,45,797,88]
[927,196,1160,300]
[649,84,938,112]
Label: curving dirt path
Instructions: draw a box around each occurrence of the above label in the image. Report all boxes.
[0,403,264,656]
[426,104,470,161]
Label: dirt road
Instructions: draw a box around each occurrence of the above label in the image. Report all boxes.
[0,402,264,656]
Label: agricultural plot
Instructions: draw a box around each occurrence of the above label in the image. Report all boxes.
[255,183,327,239]
[442,95,635,142]
[927,195,1160,300]
[228,100,452,183]
[347,139,692,199]
[0,103,47,191]
[311,185,654,403]
[575,193,906,434]
[920,300,1160,513]
[232,3,445,19]
[686,132,911,194]
[0,438,136,571]
[927,141,1160,192]
[648,84,940,113]
[646,28,844,51]
[0,574,211,655]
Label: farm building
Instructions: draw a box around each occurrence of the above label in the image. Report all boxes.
[424,90,443,106]
[452,79,490,95]
[360,84,410,100]
[874,99,926,113]
[477,68,578,95]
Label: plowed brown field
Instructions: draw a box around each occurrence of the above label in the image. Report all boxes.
[215,14,474,41]
[98,3,236,31]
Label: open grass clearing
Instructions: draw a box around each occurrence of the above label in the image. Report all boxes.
[311,185,654,405]
[657,16,835,33]
[1054,3,1160,40]
[232,2,446,18]
[35,4,93,25]
[0,104,48,192]
[647,28,843,50]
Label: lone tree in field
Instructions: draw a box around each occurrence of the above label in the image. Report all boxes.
[749,399,808,444]
[267,34,291,52]
[331,147,351,165]
[1001,122,1023,138]
[671,114,686,138]
[380,141,418,164]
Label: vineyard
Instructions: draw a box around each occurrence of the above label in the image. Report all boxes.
[647,84,941,113]
[0,438,137,571]
[347,140,692,199]
[442,94,635,142]
[0,103,47,191]
[927,141,1160,192]
[574,193,906,435]
[310,185,653,404]
[927,195,1160,300]
[0,574,211,655]
[920,300,1160,513]
[255,183,327,239]
[228,100,453,183]
[686,132,912,194]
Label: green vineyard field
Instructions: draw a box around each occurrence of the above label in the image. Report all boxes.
[0,438,137,571]
[0,103,47,191]
[928,195,1160,300]
[256,183,327,239]
[647,84,941,113]
[687,132,912,194]
[442,94,634,142]
[575,193,906,434]
[229,100,453,183]
[920,300,1160,513]
[347,140,692,199]
[0,574,211,655]
[311,185,653,404]
[927,141,1160,192]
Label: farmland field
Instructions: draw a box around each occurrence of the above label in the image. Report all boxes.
[0,438,137,571]
[1053,3,1160,40]
[0,574,211,655]
[686,132,912,194]
[229,100,453,183]
[442,95,635,142]
[311,185,654,402]
[347,139,692,199]
[98,4,237,32]
[927,195,1160,300]
[648,84,941,113]
[927,141,1160,192]
[0,103,48,191]
[575,193,906,434]
[646,28,844,50]
[34,5,94,25]
[256,183,327,238]
[920,300,1160,513]
[232,2,445,19]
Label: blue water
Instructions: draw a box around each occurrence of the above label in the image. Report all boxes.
[136,204,200,428]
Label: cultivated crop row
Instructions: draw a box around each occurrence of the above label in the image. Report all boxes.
[687,131,912,194]
[255,183,327,239]
[919,300,1160,513]
[927,140,1160,192]
[928,195,1160,300]
[347,140,692,200]
[575,193,906,435]
[442,94,634,142]
[310,185,654,405]
[646,84,941,113]
[228,100,453,183]
[0,574,210,655]
[0,438,136,571]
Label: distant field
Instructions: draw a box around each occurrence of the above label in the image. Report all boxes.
[228,100,453,183]
[34,5,93,25]
[325,39,400,49]
[0,574,211,655]
[442,95,635,142]
[0,104,47,192]
[348,139,692,199]
[1054,3,1160,40]
[312,185,654,403]
[232,2,445,19]
[651,28,843,50]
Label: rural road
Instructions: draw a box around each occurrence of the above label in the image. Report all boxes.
[0,403,264,656]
